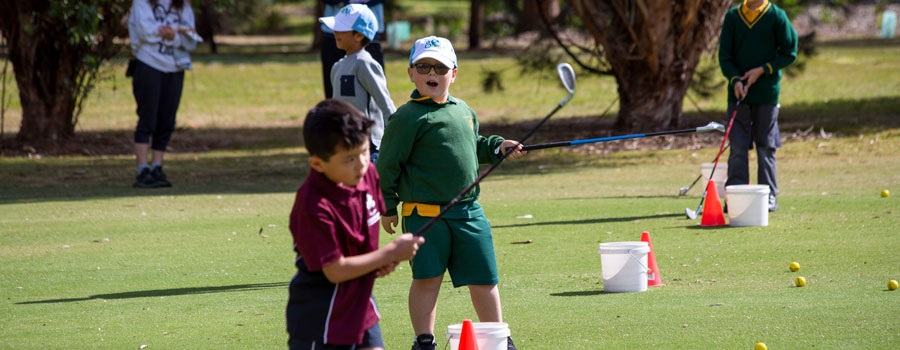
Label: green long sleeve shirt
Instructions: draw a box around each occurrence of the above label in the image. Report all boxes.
[375,90,505,217]
[718,2,798,104]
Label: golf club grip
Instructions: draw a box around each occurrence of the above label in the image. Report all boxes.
[522,141,571,151]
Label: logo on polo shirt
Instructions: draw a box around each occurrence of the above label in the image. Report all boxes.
[366,193,380,227]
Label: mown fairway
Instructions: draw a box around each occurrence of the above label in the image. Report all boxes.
[1,39,898,349]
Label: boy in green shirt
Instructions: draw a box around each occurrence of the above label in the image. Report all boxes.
[375,36,524,350]
[718,0,797,212]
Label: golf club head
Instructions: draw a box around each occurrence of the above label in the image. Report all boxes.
[556,63,576,105]
[685,207,698,220]
[679,187,689,196]
[698,121,725,133]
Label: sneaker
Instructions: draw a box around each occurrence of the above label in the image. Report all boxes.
[133,168,162,188]
[150,166,172,187]
[411,334,436,350]
[768,194,778,212]
[507,336,518,350]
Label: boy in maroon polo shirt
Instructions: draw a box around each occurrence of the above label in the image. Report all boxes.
[287,99,425,350]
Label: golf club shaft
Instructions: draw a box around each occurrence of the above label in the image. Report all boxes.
[693,100,740,214]
[413,64,576,236]
[523,126,713,151]
[681,174,703,195]
[680,144,730,195]
[412,103,567,236]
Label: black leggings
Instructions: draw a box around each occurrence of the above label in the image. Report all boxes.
[132,60,184,151]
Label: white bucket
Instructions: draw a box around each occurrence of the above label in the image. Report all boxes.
[725,185,770,226]
[446,322,510,350]
[598,242,650,293]
[701,162,728,197]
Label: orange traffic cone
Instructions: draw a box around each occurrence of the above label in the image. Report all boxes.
[700,179,727,226]
[641,231,663,287]
[459,319,479,350]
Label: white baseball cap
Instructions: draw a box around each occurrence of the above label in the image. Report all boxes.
[409,36,457,69]
[318,4,378,40]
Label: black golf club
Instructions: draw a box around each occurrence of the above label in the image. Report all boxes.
[521,122,724,151]
[679,144,731,196]
[686,100,741,220]
[413,63,577,236]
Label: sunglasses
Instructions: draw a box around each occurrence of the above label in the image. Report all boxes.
[413,63,451,75]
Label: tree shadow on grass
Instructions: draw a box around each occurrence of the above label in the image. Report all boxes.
[550,290,607,297]
[492,213,682,230]
[0,126,308,204]
[16,282,287,305]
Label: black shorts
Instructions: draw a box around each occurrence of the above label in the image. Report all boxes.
[288,322,383,350]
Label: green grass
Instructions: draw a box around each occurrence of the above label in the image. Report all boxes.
[4,39,898,137]
[2,40,900,349]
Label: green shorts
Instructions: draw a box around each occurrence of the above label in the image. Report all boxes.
[402,204,498,287]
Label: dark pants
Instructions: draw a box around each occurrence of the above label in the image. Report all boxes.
[726,102,780,197]
[132,60,184,151]
[320,33,384,99]
[286,259,384,350]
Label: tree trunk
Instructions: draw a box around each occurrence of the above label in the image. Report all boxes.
[469,0,485,49]
[573,0,731,132]
[1,2,76,143]
[312,1,325,51]
[0,0,128,146]
[613,67,691,131]
[519,0,560,33]
[195,0,219,54]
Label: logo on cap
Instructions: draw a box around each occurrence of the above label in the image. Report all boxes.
[424,39,442,49]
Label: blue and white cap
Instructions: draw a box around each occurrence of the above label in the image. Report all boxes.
[409,36,457,69]
[318,4,378,40]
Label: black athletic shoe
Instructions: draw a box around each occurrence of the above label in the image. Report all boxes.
[507,336,518,350]
[150,166,172,187]
[411,333,436,350]
[133,168,162,188]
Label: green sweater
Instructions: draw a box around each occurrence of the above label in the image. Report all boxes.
[718,2,798,104]
[376,90,505,217]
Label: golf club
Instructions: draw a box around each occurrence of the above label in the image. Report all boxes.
[413,63,577,236]
[521,122,724,151]
[679,144,731,196]
[686,100,741,220]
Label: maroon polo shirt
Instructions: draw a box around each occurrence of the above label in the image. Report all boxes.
[288,163,385,345]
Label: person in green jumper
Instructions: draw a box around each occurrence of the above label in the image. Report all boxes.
[375,36,524,350]
[719,0,798,212]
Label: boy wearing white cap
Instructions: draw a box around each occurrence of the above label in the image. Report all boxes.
[319,3,395,161]
[376,36,524,350]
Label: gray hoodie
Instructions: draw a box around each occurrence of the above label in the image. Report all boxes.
[330,49,396,149]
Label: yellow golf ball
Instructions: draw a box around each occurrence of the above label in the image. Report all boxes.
[889,280,899,291]
[789,261,800,272]
[794,276,807,287]
[882,189,890,198]
[755,342,768,350]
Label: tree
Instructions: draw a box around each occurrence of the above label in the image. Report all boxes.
[469,0,486,49]
[566,0,733,132]
[0,0,129,145]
